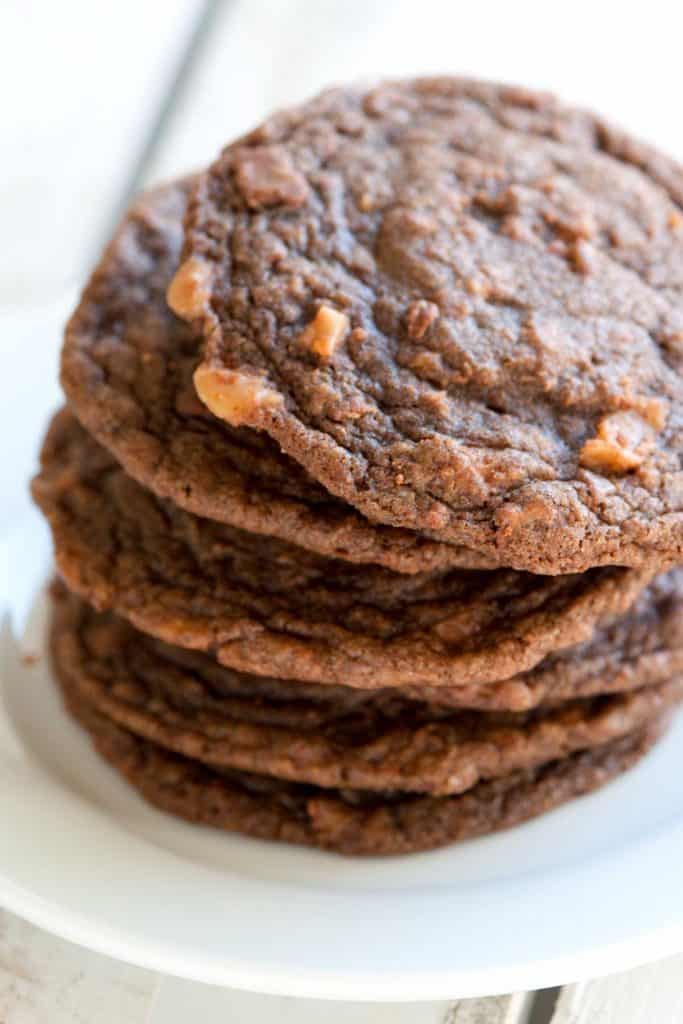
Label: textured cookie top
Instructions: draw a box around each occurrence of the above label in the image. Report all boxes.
[33,410,656,689]
[61,181,493,574]
[176,77,683,573]
[52,585,683,797]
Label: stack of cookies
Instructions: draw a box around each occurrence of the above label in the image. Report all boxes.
[33,78,683,855]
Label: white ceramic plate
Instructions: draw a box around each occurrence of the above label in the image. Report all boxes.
[3,572,683,1002]
[2,300,683,1001]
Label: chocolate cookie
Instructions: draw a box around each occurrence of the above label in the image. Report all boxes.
[33,410,657,689]
[57,662,664,855]
[174,77,683,574]
[514,570,683,708]
[61,179,492,574]
[59,568,683,713]
[143,568,683,711]
[50,585,683,796]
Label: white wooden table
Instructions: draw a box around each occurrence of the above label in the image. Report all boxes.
[3,1,683,1019]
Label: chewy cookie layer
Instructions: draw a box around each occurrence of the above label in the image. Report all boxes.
[33,411,657,689]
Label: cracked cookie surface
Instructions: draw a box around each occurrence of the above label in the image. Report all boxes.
[176,77,683,573]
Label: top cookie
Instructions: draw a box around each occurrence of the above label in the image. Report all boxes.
[175,77,683,574]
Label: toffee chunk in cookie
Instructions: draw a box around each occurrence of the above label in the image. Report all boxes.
[176,77,683,573]
[61,179,493,575]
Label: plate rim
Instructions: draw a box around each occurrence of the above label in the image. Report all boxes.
[2,581,683,1000]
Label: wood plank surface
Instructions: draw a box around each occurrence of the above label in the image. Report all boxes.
[551,958,683,1024]
[0,910,158,1024]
